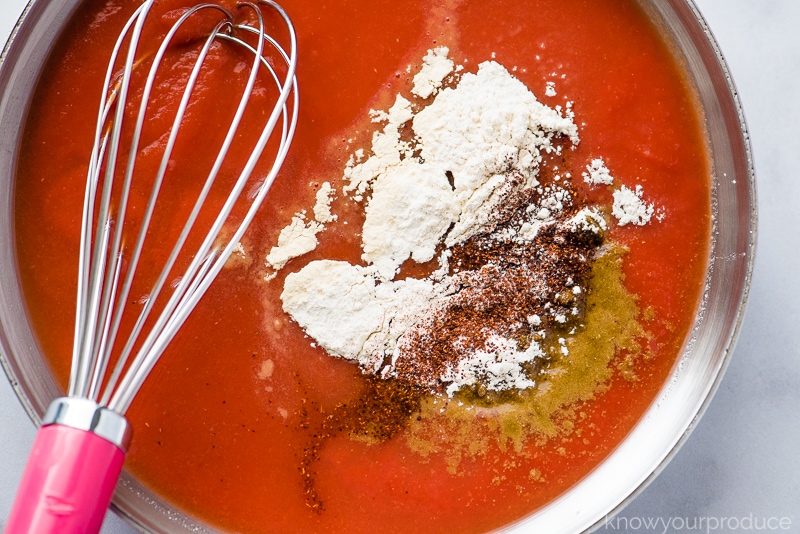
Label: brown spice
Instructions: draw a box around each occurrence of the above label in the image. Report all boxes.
[298,375,424,511]
[297,178,607,509]
[392,182,604,394]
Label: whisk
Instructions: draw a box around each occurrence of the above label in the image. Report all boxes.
[6,1,297,532]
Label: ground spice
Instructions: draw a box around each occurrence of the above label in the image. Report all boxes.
[297,176,609,509]
[404,248,649,472]
[392,180,604,394]
[298,376,424,511]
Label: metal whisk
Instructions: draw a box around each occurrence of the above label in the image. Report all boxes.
[7,1,297,532]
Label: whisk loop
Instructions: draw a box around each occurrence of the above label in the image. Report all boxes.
[71,0,298,414]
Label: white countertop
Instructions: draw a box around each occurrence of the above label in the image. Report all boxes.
[1,1,798,532]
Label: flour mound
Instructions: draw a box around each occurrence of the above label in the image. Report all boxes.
[612,184,654,226]
[282,260,447,373]
[280,50,608,397]
[362,161,459,279]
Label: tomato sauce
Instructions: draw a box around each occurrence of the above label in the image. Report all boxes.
[14,0,710,532]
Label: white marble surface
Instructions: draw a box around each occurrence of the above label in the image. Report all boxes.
[1,1,798,533]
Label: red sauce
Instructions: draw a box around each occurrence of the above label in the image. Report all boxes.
[15,0,710,532]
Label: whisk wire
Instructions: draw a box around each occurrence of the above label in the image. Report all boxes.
[109,2,297,414]
[91,5,210,397]
[93,8,236,405]
[70,3,148,399]
[109,250,219,410]
[110,3,298,414]
[87,251,125,400]
[66,0,298,414]
[105,8,261,409]
[72,0,154,400]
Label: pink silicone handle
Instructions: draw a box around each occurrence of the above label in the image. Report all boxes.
[5,424,126,534]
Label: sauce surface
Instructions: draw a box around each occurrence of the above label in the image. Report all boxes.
[15,0,710,532]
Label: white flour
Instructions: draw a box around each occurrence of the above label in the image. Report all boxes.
[313,182,336,224]
[583,158,614,185]
[343,96,414,201]
[440,335,542,397]
[276,49,655,397]
[411,46,454,99]
[412,60,579,246]
[282,260,448,373]
[265,182,336,271]
[265,216,322,270]
[362,161,459,279]
[612,184,654,226]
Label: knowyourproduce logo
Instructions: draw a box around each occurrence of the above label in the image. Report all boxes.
[603,514,793,533]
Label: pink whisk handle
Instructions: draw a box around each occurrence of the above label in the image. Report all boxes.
[5,398,132,534]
